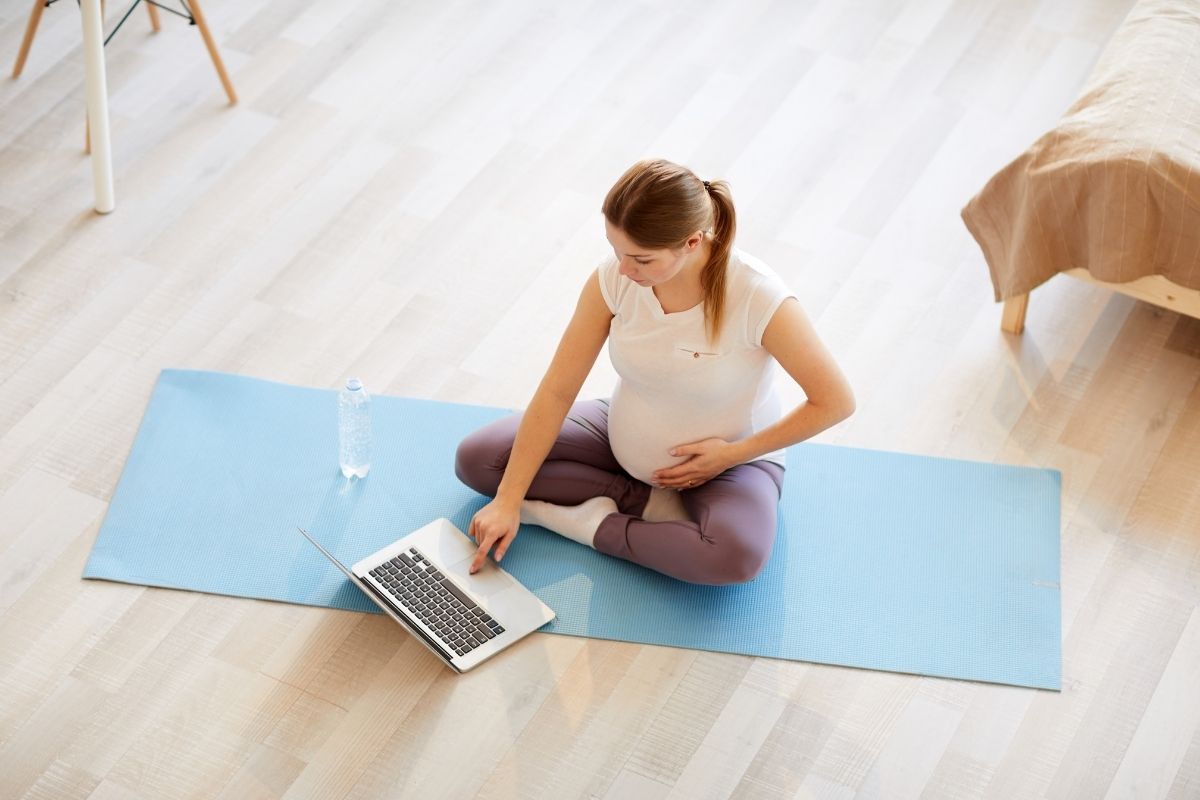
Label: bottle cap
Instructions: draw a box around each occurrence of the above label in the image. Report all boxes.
[346,377,363,391]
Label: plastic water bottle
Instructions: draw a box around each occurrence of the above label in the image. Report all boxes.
[338,377,371,478]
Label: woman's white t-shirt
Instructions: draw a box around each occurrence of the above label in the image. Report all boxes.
[596,246,797,485]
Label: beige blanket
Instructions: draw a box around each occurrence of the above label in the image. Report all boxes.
[961,0,1200,301]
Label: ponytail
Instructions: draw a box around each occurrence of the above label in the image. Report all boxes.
[699,180,735,346]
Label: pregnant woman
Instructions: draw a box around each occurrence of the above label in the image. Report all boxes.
[455,158,855,584]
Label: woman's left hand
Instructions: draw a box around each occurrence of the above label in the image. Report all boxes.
[652,438,735,489]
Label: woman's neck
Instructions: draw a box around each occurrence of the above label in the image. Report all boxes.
[653,234,713,307]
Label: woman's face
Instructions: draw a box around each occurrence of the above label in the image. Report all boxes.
[605,221,704,287]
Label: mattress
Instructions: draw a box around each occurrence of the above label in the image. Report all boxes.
[961,0,1200,301]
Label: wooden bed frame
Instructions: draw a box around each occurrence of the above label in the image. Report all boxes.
[1001,269,1200,334]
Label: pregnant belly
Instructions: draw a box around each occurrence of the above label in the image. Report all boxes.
[608,387,741,485]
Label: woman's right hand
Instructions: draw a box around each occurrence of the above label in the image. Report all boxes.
[468,497,522,574]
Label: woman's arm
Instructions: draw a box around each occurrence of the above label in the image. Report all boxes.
[493,269,613,505]
[726,296,855,464]
[468,268,613,571]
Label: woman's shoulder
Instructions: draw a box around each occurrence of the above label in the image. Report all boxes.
[726,246,790,295]
[594,253,626,314]
[723,247,798,348]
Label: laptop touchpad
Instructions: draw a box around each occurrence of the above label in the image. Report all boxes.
[446,554,515,598]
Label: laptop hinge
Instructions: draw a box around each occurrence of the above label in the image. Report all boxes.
[358,576,457,665]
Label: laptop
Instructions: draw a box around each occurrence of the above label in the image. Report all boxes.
[296,518,555,672]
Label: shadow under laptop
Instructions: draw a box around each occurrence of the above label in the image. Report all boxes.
[286,473,379,613]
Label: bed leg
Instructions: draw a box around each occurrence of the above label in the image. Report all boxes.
[1001,294,1028,334]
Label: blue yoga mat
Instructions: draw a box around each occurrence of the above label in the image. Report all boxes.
[83,369,1062,689]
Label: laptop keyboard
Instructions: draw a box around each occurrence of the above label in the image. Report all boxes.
[368,546,505,658]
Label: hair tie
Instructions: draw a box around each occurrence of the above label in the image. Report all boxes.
[703,180,711,191]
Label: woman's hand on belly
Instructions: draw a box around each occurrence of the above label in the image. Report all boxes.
[651,437,736,489]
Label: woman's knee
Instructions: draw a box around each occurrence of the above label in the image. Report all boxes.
[695,525,773,585]
[454,428,510,495]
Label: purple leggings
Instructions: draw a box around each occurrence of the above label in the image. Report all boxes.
[453,398,785,585]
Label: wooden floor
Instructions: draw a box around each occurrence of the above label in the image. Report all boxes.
[2,0,1199,797]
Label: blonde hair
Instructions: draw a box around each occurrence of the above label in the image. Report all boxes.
[601,158,737,345]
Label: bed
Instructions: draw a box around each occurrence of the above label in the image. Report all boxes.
[961,0,1200,334]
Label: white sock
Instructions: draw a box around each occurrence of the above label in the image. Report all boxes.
[641,486,691,522]
[520,496,619,548]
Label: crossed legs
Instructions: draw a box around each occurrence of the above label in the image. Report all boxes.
[454,399,785,585]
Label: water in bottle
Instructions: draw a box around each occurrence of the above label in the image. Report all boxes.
[338,377,371,478]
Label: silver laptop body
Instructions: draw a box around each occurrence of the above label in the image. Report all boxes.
[297,518,555,672]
